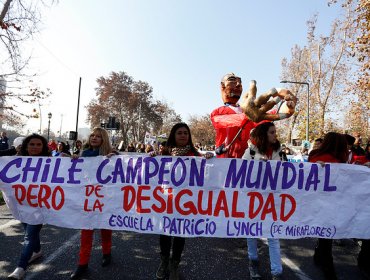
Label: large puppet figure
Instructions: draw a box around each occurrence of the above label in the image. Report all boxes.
[210,73,296,158]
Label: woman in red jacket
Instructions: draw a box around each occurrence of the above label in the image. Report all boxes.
[308,132,348,280]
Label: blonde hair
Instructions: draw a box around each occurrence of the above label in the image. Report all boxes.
[88,127,112,155]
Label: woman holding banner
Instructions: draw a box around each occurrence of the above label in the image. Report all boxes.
[308,132,349,280]
[154,122,213,280]
[242,122,285,280]
[70,127,115,280]
[8,134,50,280]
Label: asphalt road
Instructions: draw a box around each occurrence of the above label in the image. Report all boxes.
[0,204,366,280]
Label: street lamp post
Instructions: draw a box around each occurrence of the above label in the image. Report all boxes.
[59,114,63,140]
[280,80,310,141]
[47,112,52,141]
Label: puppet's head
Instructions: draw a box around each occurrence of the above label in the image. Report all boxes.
[220,73,243,105]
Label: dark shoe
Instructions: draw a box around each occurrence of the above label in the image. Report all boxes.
[321,264,337,280]
[169,259,180,280]
[156,255,169,279]
[248,260,262,279]
[70,265,88,280]
[358,261,370,280]
[272,274,283,280]
[102,254,111,267]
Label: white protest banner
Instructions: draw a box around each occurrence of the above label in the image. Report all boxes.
[0,155,369,239]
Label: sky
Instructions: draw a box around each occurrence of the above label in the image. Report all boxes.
[11,0,343,138]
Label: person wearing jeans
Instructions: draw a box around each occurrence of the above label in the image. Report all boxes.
[17,224,43,269]
[247,238,282,277]
[242,122,286,280]
[8,134,50,279]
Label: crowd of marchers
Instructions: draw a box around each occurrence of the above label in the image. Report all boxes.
[0,72,369,280]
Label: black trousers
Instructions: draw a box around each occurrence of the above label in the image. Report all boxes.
[159,235,185,261]
[358,239,370,265]
[316,238,334,263]
[317,238,370,265]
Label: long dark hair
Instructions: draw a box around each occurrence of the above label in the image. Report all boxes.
[308,132,348,163]
[251,122,280,155]
[20,134,50,156]
[166,123,200,155]
[58,141,71,154]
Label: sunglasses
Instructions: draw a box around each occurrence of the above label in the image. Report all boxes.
[225,76,241,83]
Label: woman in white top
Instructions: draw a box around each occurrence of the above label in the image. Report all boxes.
[242,121,285,280]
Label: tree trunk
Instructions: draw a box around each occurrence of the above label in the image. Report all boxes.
[319,107,326,136]
[0,0,12,23]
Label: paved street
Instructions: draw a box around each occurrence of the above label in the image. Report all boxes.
[0,204,366,280]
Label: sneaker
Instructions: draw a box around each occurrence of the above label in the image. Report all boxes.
[156,255,169,279]
[28,251,42,264]
[8,267,25,279]
[248,260,262,279]
[358,261,370,280]
[169,259,180,280]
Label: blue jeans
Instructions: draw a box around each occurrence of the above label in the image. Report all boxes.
[18,223,43,269]
[247,238,282,275]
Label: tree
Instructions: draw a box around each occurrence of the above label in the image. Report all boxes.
[86,71,181,147]
[281,7,355,138]
[347,0,370,139]
[1,0,55,128]
[188,114,216,146]
[151,100,182,136]
[0,0,55,76]
[353,1,370,110]
[344,101,369,137]
[0,83,51,128]
[280,45,310,142]
[328,0,370,138]
[41,127,55,140]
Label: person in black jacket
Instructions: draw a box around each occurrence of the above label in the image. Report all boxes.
[0,131,9,150]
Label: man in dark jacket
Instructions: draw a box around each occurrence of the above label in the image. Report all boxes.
[0,131,9,150]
